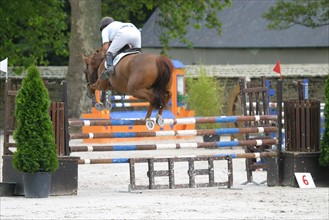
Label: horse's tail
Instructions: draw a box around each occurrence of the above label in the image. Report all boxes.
[153,55,174,109]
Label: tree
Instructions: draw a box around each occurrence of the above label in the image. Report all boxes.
[0,0,69,72]
[13,65,58,173]
[320,74,329,166]
[263,0,329,30]
[101,0,154,28]
[67,0,101,118]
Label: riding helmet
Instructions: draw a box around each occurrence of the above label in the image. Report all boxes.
[100,17,114,31]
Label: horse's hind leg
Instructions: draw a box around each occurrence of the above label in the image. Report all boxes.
[131,90,167,128]
[144,105,156,130]
[155,107,165,127]
[128,88,157,129]
[145,103,165,128]
[155,89,172,127]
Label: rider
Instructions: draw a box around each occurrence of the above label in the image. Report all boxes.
[99,16,141,81]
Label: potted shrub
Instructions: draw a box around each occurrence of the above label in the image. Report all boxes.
[186,65,225,142]
[13,65,59,198]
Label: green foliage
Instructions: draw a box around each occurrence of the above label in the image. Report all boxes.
[101,0,156,27]
[320,74,329,166]
[0,0,69,72]
[263,0,329,30]
[186,66,224,129]
[101,0,231,54]
[2,0,231,67]
[13,66,58,173]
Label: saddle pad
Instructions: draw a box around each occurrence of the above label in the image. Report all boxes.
[104,51,140,67]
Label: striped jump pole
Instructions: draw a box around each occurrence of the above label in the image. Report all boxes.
[110,95,139,101]
[69,127,277,140]
[68,115,277,127]
[78,151,278,164]
[69,118,146,127]
[110,102,149,108]
[70,139,278,152]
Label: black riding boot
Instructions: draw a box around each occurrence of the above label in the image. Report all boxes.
[100,52,114,80]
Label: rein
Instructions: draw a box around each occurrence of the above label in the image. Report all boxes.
[88,56,104,86]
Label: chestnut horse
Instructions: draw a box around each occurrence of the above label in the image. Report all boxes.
[82,48,174,129]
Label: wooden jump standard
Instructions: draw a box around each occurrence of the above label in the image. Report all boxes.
[76,152,276,190]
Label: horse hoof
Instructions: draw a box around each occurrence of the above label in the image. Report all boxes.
[95,102,104,111]
[145,119,155,130]
[105,101,112,110]
[156,116,164,127]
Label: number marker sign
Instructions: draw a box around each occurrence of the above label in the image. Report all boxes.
[294,172,316,188]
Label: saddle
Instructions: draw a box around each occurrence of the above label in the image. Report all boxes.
[106,45,142,67]
[121,47,142,53]
[113,48,141,66]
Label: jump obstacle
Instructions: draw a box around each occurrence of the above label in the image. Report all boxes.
[67,107,280,189]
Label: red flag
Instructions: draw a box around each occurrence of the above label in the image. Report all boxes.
[273,60,282,79]
[273,60,281,73]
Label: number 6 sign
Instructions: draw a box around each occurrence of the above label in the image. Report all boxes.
[294,173,316,188]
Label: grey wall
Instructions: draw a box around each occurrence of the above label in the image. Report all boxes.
[142,48,329,65]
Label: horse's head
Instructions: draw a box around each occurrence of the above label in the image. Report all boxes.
[82,48,104,98]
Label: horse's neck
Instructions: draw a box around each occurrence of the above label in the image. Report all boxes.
[94,48,104,62]
[97,57,104,65]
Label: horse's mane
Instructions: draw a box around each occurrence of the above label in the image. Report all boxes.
[87,48,104,85]
[89,48,104,68]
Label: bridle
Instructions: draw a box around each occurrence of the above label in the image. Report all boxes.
[84,56,104,88]
[84,55,104,98]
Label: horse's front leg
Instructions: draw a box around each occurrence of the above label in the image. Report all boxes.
[94,90,105,111]
[101,90,112,111]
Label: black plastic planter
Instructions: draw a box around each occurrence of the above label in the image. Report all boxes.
[23,172,51,198]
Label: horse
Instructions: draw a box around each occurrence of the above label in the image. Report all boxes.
[82,48,174,130]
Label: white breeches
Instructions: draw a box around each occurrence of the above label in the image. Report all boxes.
[107,26,141,55]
